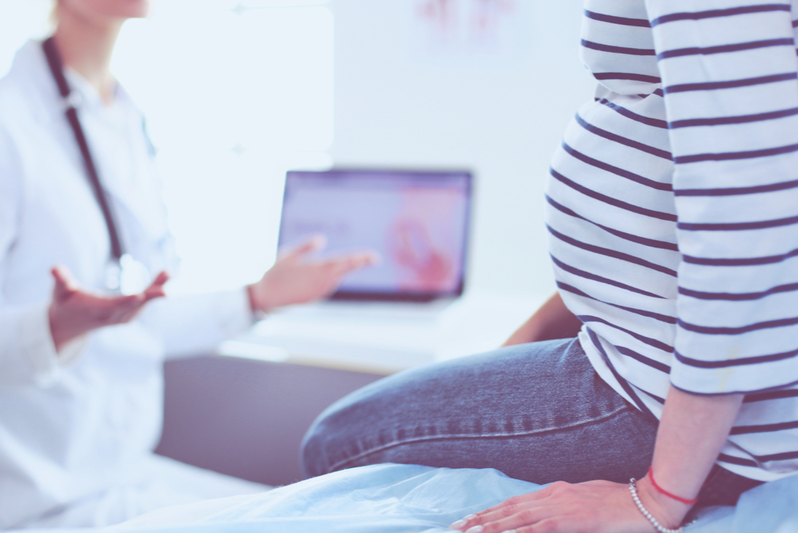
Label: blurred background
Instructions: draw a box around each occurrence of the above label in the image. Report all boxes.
[0,0,595,301]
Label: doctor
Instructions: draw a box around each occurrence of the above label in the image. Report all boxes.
[0,0,376,528]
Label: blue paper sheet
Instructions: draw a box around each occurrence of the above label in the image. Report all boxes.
[30,464,799,533]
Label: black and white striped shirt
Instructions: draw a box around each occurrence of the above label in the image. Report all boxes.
[547,0,798,481]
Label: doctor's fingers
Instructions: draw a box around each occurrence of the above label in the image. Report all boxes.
[122,277,170,321]
[116,305,147,324]
[325,251,381,276]
[119,275,171,318]
[279,235,327,262]
[142,271,170,299]
[50,266,81,299]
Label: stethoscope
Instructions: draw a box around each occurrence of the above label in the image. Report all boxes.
[42,36,151,295]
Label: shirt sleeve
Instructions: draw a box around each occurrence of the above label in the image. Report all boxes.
[0,123,87,387]
[644,0,798,393]
[138,287,254,360]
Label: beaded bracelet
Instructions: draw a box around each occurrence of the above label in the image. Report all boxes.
[629,478,685,533]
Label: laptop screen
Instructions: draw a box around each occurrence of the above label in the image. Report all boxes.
[278,168,472,302]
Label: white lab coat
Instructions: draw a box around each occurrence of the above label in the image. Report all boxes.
[0,41,265,529]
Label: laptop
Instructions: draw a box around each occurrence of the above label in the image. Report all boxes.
[276,167,473,318]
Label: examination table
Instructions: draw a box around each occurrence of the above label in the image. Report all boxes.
[25,354,790,532]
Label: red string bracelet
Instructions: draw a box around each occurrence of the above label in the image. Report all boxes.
[648,467,699,505]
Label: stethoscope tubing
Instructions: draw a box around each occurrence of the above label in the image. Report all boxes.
[42,36,125,263]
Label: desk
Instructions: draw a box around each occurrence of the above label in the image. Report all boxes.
[218,289,546,374]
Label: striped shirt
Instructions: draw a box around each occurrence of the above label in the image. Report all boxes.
[547,0,798,481]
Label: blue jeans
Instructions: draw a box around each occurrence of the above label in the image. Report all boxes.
[301,338,659,484]
[301,337,763,509]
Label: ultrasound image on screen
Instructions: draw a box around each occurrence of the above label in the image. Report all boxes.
[278,169,471,299]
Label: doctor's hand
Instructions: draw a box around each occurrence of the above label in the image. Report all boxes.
[247,236,379,314]
[48,265,169,353]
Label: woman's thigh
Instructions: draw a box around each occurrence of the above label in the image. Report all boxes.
[301,338,659,484]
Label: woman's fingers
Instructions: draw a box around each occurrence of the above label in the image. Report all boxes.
[449,481,649,533]
[451,490,554,533]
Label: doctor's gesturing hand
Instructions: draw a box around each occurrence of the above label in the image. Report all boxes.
[47,236,377,355]
[247,235,380,314]
[48,266,170,353]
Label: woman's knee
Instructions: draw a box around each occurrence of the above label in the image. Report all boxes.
[300,416,329,478]
[300,374,400,478]
[299,356,472,477]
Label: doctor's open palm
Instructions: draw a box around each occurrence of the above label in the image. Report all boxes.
[48,265,170,353]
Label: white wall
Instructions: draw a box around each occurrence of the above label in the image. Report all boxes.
[0,1,51,75]
[328,0,596,297]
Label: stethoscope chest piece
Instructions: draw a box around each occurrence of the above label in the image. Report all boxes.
[105,254,151,295]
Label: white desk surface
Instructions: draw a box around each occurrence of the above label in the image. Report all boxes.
[218,290,548,375]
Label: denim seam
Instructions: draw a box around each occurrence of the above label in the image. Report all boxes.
[330,402,635,473]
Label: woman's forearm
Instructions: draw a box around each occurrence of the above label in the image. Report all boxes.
[637,385,744,528]
[502,292,583,346]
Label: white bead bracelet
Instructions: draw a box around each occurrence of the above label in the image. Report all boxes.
[629,478,685,533]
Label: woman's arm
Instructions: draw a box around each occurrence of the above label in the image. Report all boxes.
[502,292,583,347]
[450,386,743,533]
[638,387,744,527]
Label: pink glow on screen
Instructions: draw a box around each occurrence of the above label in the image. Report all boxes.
[389,187,463,292]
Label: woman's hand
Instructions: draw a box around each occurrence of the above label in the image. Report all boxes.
[247,236,379,313]
[449,479,670,533]
[48,265,169,352]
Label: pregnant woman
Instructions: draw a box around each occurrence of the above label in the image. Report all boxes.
[302,0,798,531]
